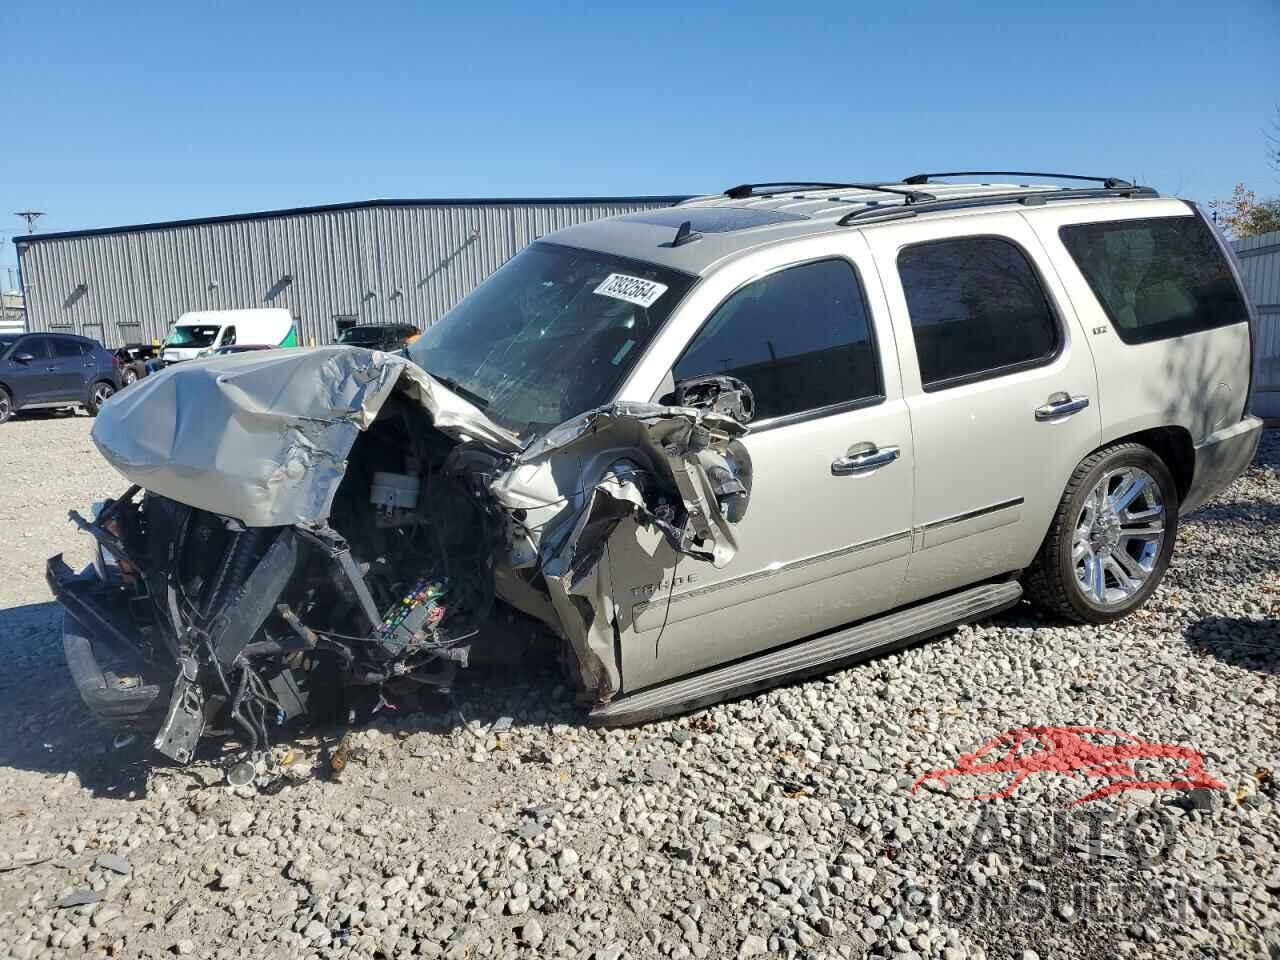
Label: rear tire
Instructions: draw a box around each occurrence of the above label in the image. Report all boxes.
[122,364,143,386]
[1024,443,1178,624]
[86,381,116,417]
[0,387,12,424]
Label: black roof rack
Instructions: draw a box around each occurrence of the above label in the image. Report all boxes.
[836,184,1158,227]
[723,181,936,203]
[902,170,1134,189]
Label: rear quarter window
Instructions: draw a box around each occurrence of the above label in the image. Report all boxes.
[1058,215,1249,345]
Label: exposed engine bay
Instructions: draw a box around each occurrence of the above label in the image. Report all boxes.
[46,347,753,766]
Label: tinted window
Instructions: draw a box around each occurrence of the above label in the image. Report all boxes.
[1059,216,1249,345]
[51,338,84,358]
[16,337,52,360]
[898,237,1059,389]
[673,259,880,422]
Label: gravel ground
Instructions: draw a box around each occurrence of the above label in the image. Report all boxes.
[0,414,1276,960]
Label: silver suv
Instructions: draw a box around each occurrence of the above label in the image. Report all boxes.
[50,173,1262,760]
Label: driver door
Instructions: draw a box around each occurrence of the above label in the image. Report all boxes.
[6,336,55,404]
[606,237,916,693]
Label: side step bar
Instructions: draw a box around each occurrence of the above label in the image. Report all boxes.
[591,580,1022,726]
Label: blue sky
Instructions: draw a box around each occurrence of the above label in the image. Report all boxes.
[2,0,1277,272]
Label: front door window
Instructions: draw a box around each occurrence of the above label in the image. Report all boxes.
[673,258,882,424]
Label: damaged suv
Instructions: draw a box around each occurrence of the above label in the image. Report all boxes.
[48,173,1262,765]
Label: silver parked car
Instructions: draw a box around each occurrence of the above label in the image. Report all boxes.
[48,173,1261,762]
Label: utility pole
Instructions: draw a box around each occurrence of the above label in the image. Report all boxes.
[14,210,45,233]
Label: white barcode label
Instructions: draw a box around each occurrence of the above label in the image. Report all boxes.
[593,273,668,308]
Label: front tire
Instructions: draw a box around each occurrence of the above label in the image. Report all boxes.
[122,364,142,386]
[86,381,116,417]
[0,386,12,424]
[1024,443,1178,624]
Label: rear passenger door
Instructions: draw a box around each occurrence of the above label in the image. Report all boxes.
[610,238,915,692]
[865,214,1102,602]
[48,338,92,401]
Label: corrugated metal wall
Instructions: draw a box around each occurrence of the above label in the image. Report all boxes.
[14,199,681,348]
[1234,229,1280,420]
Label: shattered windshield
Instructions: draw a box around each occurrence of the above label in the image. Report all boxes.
[408,242,696,438]
[166,325,221,348]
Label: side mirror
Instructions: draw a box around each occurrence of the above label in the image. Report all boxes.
[12,352,34,364]
[669,374,755,425]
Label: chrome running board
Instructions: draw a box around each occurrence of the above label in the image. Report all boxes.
[591,580,1022,726]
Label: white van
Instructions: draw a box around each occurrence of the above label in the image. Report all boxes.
[161,308,297,363]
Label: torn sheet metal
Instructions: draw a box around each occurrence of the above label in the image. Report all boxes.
[493,403,752,697]
[83,349,753,731]
[90,347,519,528]
[497,401,749,564]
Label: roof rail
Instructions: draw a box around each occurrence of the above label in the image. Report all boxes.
[836,184,1159,227]
[902,170,1134,189]
[723,181,936,203]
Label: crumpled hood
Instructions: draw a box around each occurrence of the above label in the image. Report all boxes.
[91,346,519,527]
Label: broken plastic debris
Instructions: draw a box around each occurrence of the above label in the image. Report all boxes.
[95,852,131,875]
[55,890,103,908]
[330,732,355,778]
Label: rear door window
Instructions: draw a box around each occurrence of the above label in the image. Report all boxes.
[673,259,882,423]
[897,236,1060,390]
[51,338,84,358]
[1058,215,1249,344]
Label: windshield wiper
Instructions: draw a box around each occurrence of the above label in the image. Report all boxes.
[426,372,491,409]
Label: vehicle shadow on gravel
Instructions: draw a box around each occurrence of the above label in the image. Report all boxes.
[1186,499,1280,526]
[0,600,157,800]
[1184,615,1279,675]
[0,600,585,798]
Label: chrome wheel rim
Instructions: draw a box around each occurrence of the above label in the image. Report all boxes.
[0,394,9,419]
[94,383,114,406]
[1072,466,1165,606]
[123,370,136,384]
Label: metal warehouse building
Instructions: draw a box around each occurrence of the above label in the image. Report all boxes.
[12,196,685,348]
[1234,229,1280,420]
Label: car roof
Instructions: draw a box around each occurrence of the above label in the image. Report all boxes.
[542,180,1177,277]
[29,332,92,342]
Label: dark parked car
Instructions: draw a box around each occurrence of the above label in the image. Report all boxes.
[0,332,120,423]
[334,323,420,352]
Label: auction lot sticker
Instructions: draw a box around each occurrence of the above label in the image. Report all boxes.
[594,273,668,308]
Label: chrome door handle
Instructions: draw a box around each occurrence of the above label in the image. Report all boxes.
[1035,392,1090,421]
[832,443,900,476]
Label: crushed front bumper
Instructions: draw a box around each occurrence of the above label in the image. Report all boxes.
[46,554,171,730]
